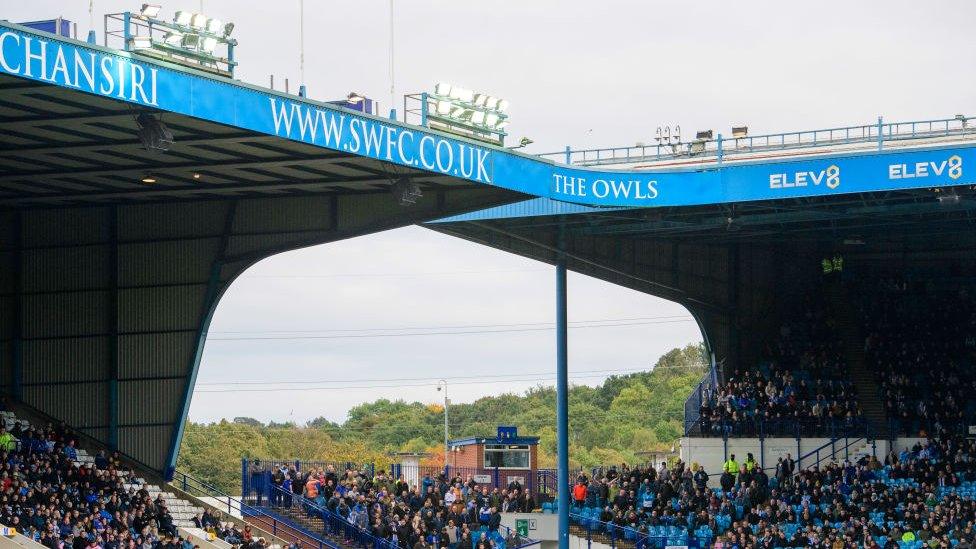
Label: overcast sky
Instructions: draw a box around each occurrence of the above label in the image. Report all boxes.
[8,0,975,424]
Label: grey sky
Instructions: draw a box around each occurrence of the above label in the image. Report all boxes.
[7,0,974,423]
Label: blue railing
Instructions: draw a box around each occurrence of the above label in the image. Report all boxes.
[795,435,875,471]
[540,115,976,167]
[171,470,340,549]
[694,416,870,440]
[267,485,396,549]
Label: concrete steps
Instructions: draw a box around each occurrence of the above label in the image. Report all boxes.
[823,282,888,439]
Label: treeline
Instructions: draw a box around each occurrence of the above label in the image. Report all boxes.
[177,343,707,493]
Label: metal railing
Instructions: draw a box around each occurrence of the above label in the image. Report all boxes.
[693,415,870,440]
[539,115,976,167]
[795,435,873,471]
[267,485,396,549]
[171,470,340,549]
[267,485,540,549]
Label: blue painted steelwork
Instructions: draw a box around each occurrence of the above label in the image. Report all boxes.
[555,251,569,549]
[4,21,976,210]
[432,198,632,223]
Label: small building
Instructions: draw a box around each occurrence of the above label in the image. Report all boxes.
[449,426,539,489]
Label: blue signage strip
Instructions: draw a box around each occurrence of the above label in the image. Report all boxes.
[2,21,974,208]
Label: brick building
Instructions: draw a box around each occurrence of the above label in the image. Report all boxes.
[448,426,539,487]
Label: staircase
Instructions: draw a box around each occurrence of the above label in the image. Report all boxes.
[261,504,357,549]
[823,282,888,439]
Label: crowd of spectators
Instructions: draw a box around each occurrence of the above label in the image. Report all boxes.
[697,302,864,438]
[860,279,976,437]
[571,436,976,548]
[0,410,274,549]
[270,465,532,549]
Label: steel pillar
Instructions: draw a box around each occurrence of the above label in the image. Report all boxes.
[556,245,569,549]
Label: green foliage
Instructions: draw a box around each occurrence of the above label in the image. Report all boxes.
[178,343,707,493]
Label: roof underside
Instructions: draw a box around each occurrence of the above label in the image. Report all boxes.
[0,72,483,207]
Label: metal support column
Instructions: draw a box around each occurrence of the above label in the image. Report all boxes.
[108,206,119,449]
[555,234,569,549]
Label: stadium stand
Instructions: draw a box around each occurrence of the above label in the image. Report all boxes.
[858,278,976,438]
[565,436,976,548]
[260,466,534,549]
[0,407,267,549]
[695,297,866,438]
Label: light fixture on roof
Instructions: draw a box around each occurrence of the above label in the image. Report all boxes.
[162,31,183,46]
[173,10,192,25]
[732,126,748,138]
[205,17,223,34]
[391,177,422,206]
[141,175,157,184]
[181,33,200,48]
[346,92,366,104]
[190,13,208,28]
[422,82,510,145]
[136,112,174,152]
[139,3,162,17]
[129,35,153,50]
[192,173,201,179]
[200,36,218,53]
[508,137,533,149]
[222,22,235,37]
[695,130,713,140]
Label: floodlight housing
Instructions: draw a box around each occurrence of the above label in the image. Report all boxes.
[223,22,235,37]
[190,13,208,28]
[173,11,192,25]
[496,99,510,112]
[140,4,162,17]
[201,37,218,53]
[130,36,153,49]
[205,18,223,34]
[163,31,183,46]
[435,82,451,96]
[181,33,200,48]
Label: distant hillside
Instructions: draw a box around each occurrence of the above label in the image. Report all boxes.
[177,343,707,493]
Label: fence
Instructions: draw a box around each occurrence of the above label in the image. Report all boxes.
[683,356,719,436]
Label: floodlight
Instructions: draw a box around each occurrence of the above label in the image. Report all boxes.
[181,33,200,48]
[472,94,486,107]
[347,92,366,104]
[223,22,235,37]
[391,177,422,206]
[448,87,464,100]
[496,120,509,129]
[201,36,218,53]
[140,4,162,17]
[130,36,153,49]
[485,113,499,127]
[496,99,510,112]
[163,31,183,46]
[436,100,452,115]
[190,13,208,29]
[451,107,469,119]
[435,82,451,96]
[732,126,748,138]
[458,88,474,102]
[695,129,713,140]
[141,175,157,184]
[205,18,223,34]
[173,11,192,25]
[469,110,485,125]
[136,113,174,152]
[484,97,498,110]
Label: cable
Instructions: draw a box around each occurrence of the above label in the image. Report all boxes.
[194,365,707,394]
[208,315,690,335]
[195,363,708,386]
[206,319,695,342]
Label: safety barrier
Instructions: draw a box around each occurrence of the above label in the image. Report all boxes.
[540,115,976,167]
[171,470,340,549]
